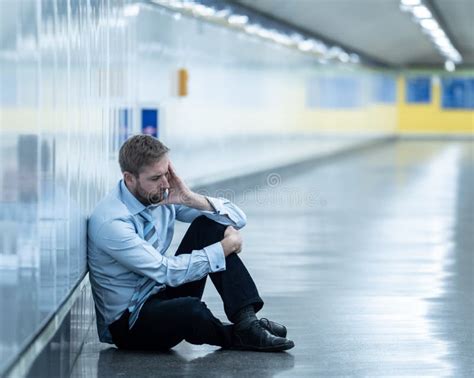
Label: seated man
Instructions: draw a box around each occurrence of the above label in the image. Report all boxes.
[88,135,294,352]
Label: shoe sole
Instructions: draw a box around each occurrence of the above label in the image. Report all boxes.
[231,340,294,352]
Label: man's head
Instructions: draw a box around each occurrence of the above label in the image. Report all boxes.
[119,135,170,205]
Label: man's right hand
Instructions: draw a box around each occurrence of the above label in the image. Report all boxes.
[220,226,243,257]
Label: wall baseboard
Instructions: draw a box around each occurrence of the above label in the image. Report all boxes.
[398,133,474,140]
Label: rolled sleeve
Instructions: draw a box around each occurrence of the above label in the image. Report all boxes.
[204,196,247,229]
[205,197,227,214]
[175,196,247,229]
[203,241,226,273]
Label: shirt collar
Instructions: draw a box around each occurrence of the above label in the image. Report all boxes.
[119,179,146,215]
[119,180,161,215]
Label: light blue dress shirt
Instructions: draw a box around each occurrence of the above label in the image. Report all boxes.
[87,180,247,344]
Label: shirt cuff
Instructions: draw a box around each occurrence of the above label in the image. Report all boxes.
[203,241,226,273]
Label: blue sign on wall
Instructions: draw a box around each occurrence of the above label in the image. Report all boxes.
[141,108,159,138]
[374,75,396,104]
[406,77,431,104]
[306,76,364,109]
[441,78,474,109]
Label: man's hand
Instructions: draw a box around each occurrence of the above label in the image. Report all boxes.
[220,226,243,257]
[156,163,214,211]
[157,163,193,206]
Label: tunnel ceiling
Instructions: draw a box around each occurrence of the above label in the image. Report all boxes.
[232,0,474,67]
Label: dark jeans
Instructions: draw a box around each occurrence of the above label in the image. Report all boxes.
[109,216,264,350]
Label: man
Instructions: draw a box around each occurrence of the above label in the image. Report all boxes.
[88,135,294,352]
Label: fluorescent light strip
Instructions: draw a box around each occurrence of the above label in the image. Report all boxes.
[399,0,462,66]
[228,14,249,25]
[412,5,431,19]
[419,18,439,30]
[401,0,421,5]
[445,60,455,72]
[150,0,360,64]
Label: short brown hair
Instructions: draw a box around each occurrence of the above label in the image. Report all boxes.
[119,135,170,176]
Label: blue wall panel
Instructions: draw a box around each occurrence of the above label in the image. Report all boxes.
[373,75,396,104]
[406,76,431,103]
[441,78,474,109]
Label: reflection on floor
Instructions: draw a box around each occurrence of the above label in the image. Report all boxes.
[71,140,473,377]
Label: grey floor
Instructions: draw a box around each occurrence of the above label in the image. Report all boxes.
[71,140,473,377]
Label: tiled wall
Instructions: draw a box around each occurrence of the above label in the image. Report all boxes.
[0,0,134,373]
[0,1,397,374]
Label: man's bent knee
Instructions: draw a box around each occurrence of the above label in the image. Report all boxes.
[191,216,227,235]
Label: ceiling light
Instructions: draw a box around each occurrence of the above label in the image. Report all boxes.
[256,28,272,39]
[272,33,292,45]
[419,19,439,30]
[444,60,455,72]
[182,1,196,11]
[244,24,261,34]
[412,5,431,18]
[163,0,183,9]
[298,39,315,51]
[434,37,450,47]
[440,46,454,54]
[151,0,360,64]
[290,34,304,44]
[312,41,328,54]
[228,15,249,25]
[401,0,421,5]
[214,9,231,19]
[429,29,445,38]
[193,4,215,17]
[339,52,350,63]
[400,0,463,67]
[327,46,343,59]
[440,47,455,56]
[349,53,360,64]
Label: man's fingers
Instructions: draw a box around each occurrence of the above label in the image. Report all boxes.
[169,163,179,179]
[224,226,236,237]
[235,243,243,254]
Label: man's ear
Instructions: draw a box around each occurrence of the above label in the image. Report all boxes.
[123,171,136,187]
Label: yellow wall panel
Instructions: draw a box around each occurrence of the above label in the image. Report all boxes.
[397,75,474,135]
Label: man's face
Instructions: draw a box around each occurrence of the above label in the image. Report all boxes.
[125,154,170,205]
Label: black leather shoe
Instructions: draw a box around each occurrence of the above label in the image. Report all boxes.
[233,320,294,352]
[259,318,287,338]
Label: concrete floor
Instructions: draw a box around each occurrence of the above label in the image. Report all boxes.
[71,140,473,377]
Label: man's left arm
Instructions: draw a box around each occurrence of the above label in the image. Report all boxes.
[175,193,247,229]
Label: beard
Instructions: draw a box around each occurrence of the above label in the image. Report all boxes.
[136,184,166,206]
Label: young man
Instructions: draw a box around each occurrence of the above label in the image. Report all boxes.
[88,135,294,352]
